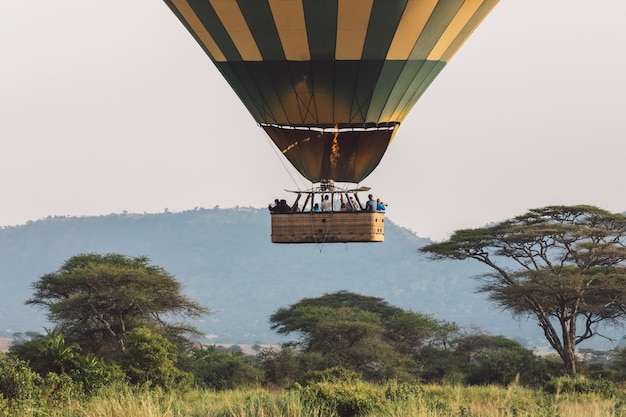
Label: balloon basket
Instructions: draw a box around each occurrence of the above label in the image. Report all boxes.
[271,211,384,244]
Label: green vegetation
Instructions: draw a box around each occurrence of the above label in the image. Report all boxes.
[269,291,453,381]
[2,377,626,417]
[6,284,626,415]
[420,205,626,375]
[3,227,626,416]
[26,253,209,357]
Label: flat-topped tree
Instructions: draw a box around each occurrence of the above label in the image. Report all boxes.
[269,291,454,380]
[27,253,209,358]
[420,205,626,375]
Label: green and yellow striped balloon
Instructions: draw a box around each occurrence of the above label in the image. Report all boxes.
[164,0,498,183]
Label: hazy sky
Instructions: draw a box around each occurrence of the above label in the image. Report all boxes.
[1,1,624,241]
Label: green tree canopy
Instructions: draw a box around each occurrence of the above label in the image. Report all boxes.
[269,290,454,381]
[458,334,545,386]
[420,205,626,375]
[115,327,193,389]
[26,253,209,358]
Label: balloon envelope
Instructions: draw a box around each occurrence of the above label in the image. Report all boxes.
[164,0,499,183]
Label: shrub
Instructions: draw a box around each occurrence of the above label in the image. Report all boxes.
[296,366,361,386]
[0,394,8,417]
[185,346,263,390]
[383,379,424,402]
[9,332,125,394]
[40,372,84,407]
[69,354,126,393]
[259,347,326,387]
[465,346,546,386]
[0,354,42,402]
[544,375,616,397]
[114,328,193,390]
[297,380,385,417]
[0,353,95,414]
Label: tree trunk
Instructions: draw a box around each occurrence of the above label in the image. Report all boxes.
[537,310,577,375]
[561,317,577,375]
[561,346,577,375]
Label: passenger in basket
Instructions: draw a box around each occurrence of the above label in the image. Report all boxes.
[268,199,280,212]
[376,198,387,212]
[365,194,376,212]
[276,199,291,213]
[349,196,360,211]
[320,195,332,212]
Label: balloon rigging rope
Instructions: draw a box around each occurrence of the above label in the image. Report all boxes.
[261,126,304,192]
[259,125,330,252]
[309,212,330,253]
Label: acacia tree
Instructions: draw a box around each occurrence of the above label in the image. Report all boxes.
[27,253,209,357]
[269,291,453,380]
[419,205,626,375]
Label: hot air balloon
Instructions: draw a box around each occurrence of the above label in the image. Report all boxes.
[163,0,499,243]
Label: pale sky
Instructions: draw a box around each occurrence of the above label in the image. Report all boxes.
[1,1,624,241]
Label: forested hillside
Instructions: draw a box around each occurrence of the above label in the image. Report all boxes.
[0,208,590,347]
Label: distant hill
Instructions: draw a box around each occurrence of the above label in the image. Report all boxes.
[0,208,620,350]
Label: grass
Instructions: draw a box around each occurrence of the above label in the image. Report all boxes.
[4,382,626,417]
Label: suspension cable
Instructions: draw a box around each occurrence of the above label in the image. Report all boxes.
[260,124,304,192]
